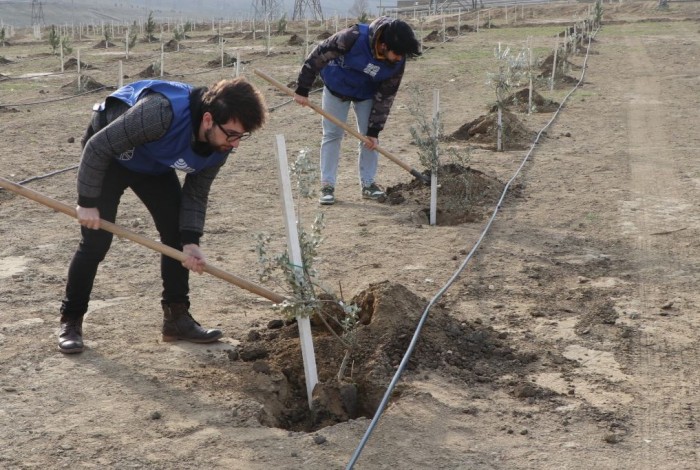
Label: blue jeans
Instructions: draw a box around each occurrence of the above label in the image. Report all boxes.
[320,87,379,188]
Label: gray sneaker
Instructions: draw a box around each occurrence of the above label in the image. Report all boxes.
[319,185,335,205]
[361,182,386,201]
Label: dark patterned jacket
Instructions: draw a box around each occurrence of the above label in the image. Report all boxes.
[77,85,226,245]
[295,17,406,138]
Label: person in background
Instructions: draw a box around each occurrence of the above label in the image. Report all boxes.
[293,16,421,205]
[58,78,267,354]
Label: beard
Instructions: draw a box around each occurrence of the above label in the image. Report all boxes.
[192,127,232,155]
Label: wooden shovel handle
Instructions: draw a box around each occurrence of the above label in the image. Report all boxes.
[254,68,430,185]
[0,176,286,304]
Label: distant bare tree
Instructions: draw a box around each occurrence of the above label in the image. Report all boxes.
[349,0,370,21]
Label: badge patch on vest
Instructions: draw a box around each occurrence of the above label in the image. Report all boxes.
[363,63,381,78]
[117,149,134,161]
[172,158,195,173]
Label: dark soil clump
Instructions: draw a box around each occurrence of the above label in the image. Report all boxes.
[62,58,94,70]
[490,88,560,113]
[229,281,540,431]
[163,39,185,52]
[207,53,237,67]
[449,109,534,150]
[137,64,168,78]
[61,75,105,93]
[386,163,506,225]
[288,34,305,46]
[92,40,117,49]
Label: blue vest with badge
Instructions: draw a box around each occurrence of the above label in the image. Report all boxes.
[320,24,405,101]
[102,80,228,175]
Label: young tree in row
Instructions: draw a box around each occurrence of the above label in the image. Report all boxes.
[128,21,138,50]
[145,11,157,43]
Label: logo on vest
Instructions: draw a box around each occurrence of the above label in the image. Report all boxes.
[363,63,380,78]
[171,158,195,173]
[117,149,134,161]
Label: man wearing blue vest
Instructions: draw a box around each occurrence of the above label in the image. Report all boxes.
[57,78,267,354]
[293,17,420,205]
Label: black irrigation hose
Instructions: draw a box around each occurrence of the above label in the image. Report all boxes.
[1,85,111,107]
[346,26,599,470]
[0,164,80,194]
[17,164,79,185]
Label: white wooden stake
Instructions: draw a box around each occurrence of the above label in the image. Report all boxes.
[118,60,123,88]
[160,43,164,77]
[273,134,319,409]
[497,107,503,151]
[77,48,81,92]
[550,39,558,92]
[441,13,446,42]
[528,43,533,114]
[60,39,64,73]
[430,90,439,226]
[235,51,240,77]
[220,37,224,69]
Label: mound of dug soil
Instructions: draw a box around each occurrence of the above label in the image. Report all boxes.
[386,163,507,225]
[162,39,185,52]
[288,33,305,46]
[60,75,105,93]
[137,64,168,78]
[0,56,12,64]
[207,32,244,43]
[316,31,332,40]
[62,58,94,70]
[490,88,560,113]
[450,109,534,150]
[92,40,117,48]
[229,281,540,431]
[423,30,442,42]
[207,53,237,67]
[539,52,582,74]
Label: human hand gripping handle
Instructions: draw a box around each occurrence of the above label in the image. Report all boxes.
[364,136,378,150]
[182,243,206,274]
[293,94,309,107]
[76,206,101,230]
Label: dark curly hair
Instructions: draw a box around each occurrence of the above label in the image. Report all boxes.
[201,77,267,132]
[381,19,421,58]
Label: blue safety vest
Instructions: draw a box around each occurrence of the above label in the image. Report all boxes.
[320,24,405,101]
[102,80,228,175]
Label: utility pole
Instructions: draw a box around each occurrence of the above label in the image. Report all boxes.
[31,0,45,27]
[293,0,323,21]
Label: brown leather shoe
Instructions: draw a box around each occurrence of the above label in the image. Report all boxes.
[162,303,223,343]
[58,316,84,354]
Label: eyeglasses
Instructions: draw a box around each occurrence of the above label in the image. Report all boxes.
[216,122,252,143]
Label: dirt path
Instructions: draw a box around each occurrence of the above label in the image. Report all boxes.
[622,34,700,467]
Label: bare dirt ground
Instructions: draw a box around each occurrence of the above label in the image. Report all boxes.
[2,2,700,468]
